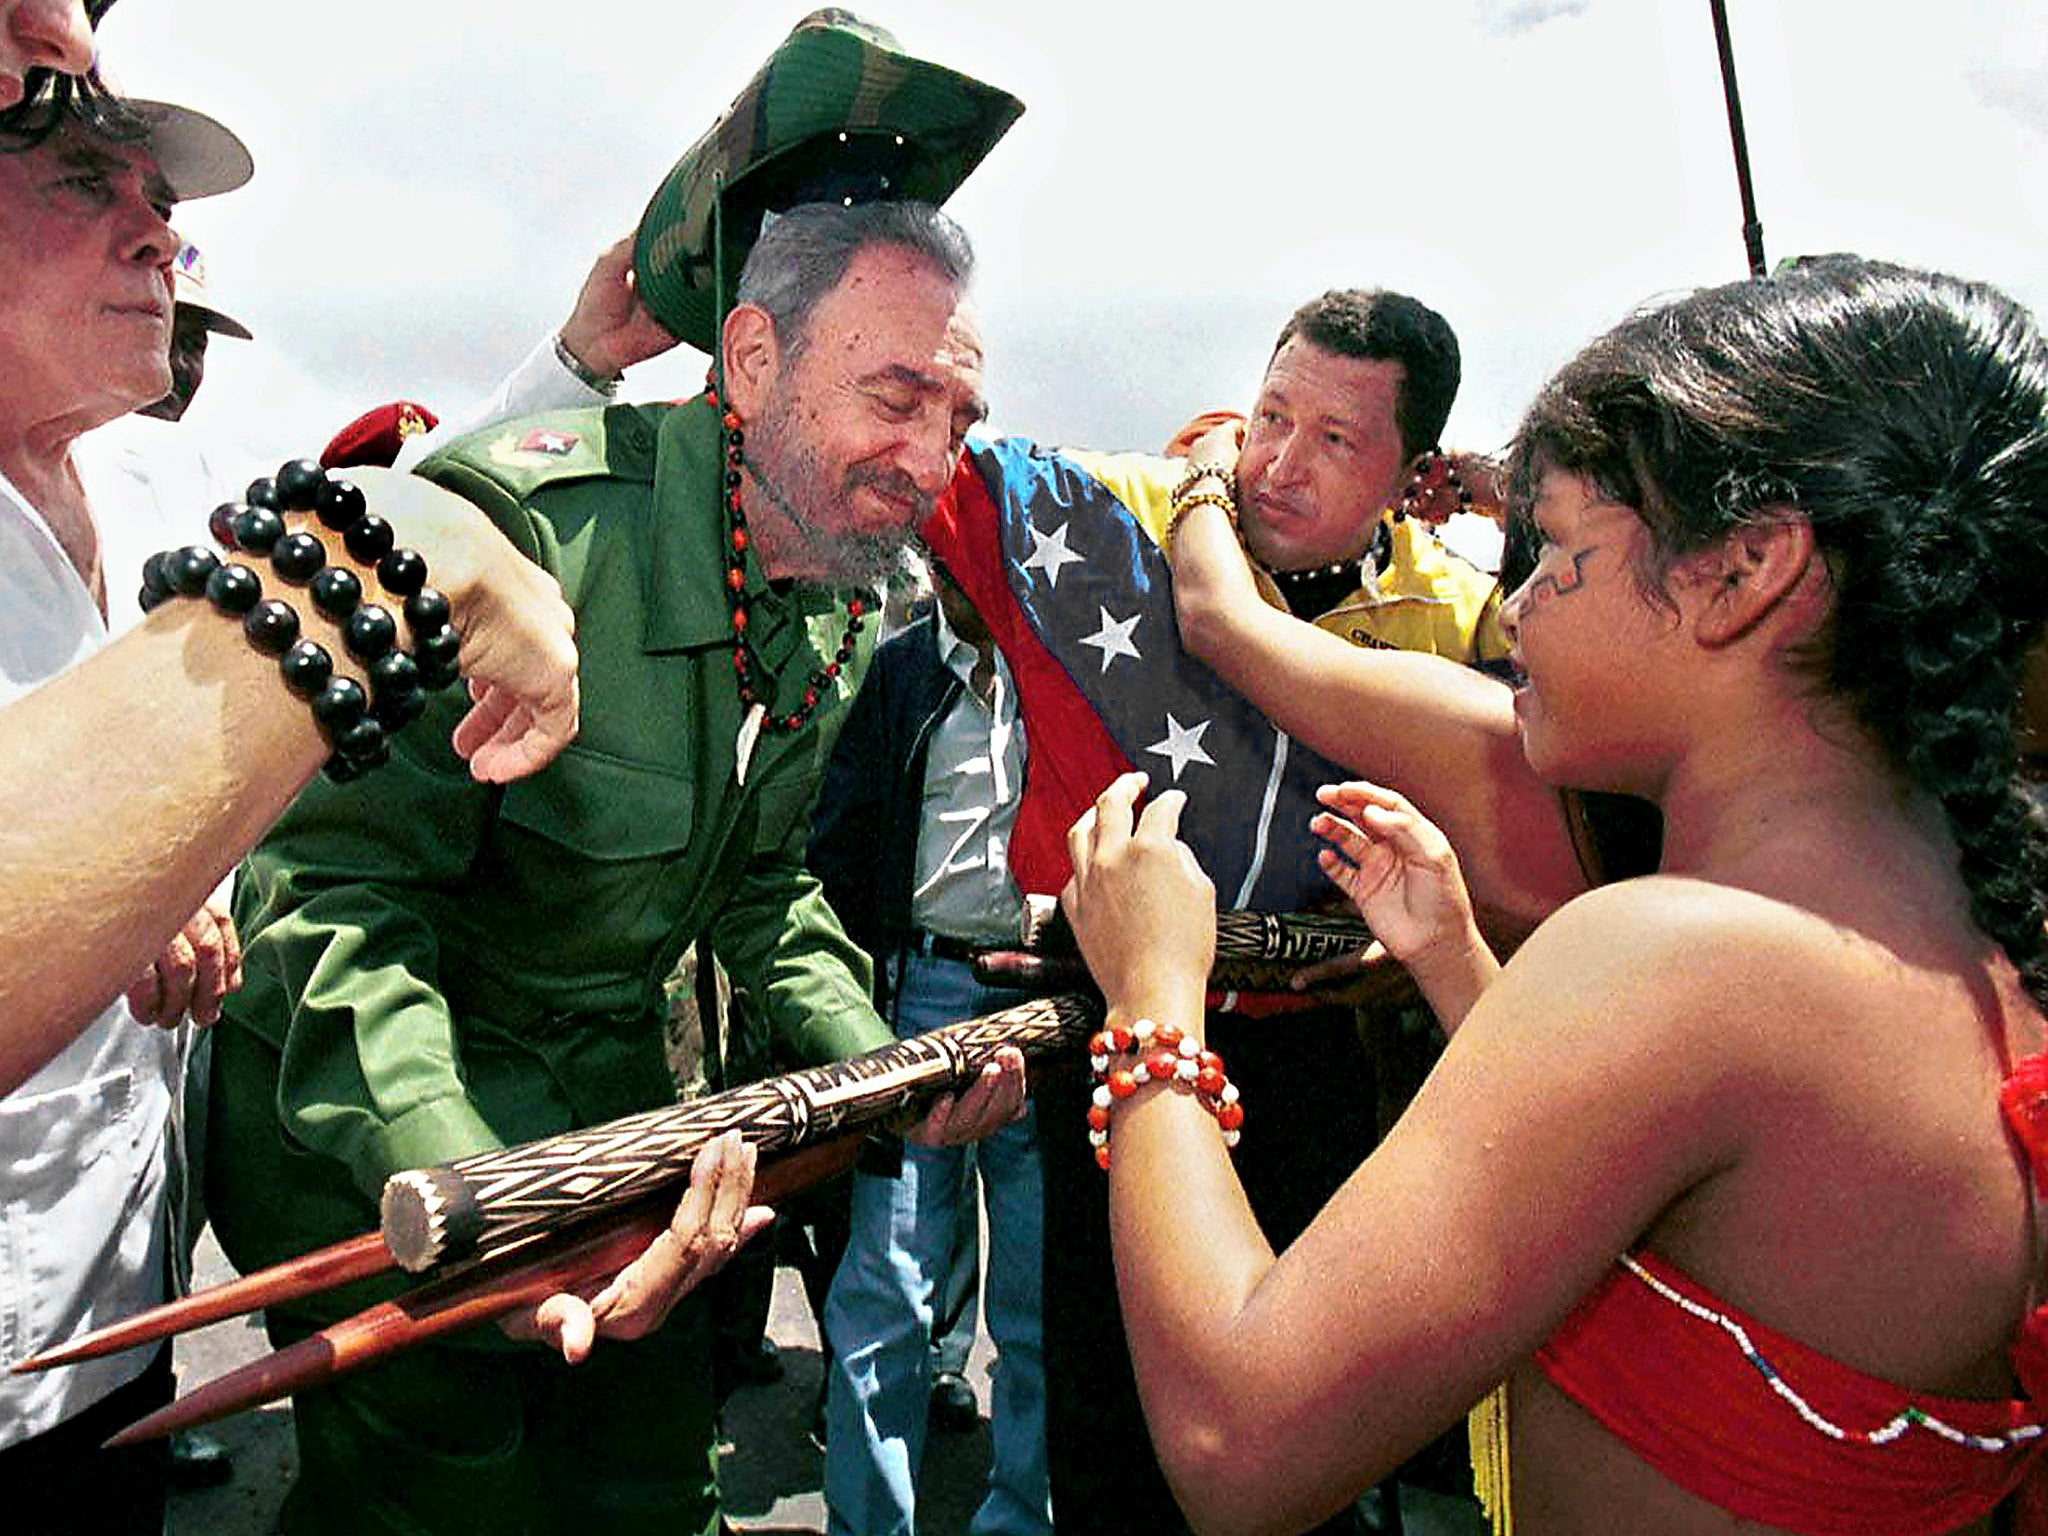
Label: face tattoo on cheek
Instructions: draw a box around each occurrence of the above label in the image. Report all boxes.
[1525,544,1597,607]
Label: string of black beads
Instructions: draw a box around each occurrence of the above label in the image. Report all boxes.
[705,381,865,734]
[230,458,463,697]
[143,457,467,781]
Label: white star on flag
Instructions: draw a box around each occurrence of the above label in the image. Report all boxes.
[1145,713,1216,782]
[1077,606,1142,673]
[1020,520,1085,589]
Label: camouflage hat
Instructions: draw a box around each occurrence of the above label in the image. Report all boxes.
[633,9,1023,353]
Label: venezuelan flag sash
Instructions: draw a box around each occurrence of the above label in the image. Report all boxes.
[922,436,1353,913]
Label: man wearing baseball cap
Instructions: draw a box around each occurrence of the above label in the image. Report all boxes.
[80,238,260,597]
[0,82,253,1534]
[143,239,253,423]
[209,14,1026,1535]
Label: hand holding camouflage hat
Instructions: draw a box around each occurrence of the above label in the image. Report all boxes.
[633,9,1022,353]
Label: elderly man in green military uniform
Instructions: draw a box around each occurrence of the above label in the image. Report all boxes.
[206,17,1026,1536]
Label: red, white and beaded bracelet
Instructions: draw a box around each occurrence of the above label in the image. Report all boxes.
[1086,1016,1243,1171]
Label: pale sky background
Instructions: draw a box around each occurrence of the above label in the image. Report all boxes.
[91,0,2048,468]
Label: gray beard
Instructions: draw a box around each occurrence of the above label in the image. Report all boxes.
[744,394,928,588]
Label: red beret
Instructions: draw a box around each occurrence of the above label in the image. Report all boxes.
[320,401,441,470]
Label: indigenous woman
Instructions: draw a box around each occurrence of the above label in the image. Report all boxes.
[1060,257,2048,1535]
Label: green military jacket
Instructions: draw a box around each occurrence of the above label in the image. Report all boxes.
[221,398,892,1217]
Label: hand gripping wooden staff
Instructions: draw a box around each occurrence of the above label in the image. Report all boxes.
[15,993,1104,1443]
[21,909,1370,1441]
[380,911,1366,1271]
[377,991,1104,1271]
[975,903,1373,994]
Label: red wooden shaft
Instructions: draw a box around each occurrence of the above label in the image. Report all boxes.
[14,1231,393,1375]
[103,1131,868,1445]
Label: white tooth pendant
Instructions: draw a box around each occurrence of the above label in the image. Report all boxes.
[735,701,766,787]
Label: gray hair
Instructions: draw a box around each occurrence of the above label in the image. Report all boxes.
[734,200,974,358]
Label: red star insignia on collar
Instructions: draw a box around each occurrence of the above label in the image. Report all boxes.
[517,428,579,456]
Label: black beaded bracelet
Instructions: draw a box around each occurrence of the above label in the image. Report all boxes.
[145,458,467,782]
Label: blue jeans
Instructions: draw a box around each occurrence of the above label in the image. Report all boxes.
[823,952,1050,1536]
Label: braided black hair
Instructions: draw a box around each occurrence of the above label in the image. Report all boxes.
[1507,257,2048,1009]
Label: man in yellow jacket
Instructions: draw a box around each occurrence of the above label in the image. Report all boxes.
[1040,286,1504,1536]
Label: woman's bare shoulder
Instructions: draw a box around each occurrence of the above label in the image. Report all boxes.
[1509,874,1838,990]
[1470,873,1862,1077]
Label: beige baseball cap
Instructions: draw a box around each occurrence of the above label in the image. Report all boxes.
[169,241,252,339]
[116,97,253,202]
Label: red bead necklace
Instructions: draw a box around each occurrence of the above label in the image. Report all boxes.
[706,386,866,740]
[1395,446,1474,525]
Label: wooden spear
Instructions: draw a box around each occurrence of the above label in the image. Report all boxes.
[378,920,1365,1270]
[102,1132,868,1447]
[380,993,1102,1271]
[14,1231,393,1374]
[18,992,1101,1377]
[28,910,1365,1382]
[978,907,1373,995]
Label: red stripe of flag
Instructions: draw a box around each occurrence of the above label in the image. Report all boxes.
[922,459,1131,898]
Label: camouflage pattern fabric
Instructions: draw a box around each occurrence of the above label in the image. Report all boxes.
[633,8,1023,352]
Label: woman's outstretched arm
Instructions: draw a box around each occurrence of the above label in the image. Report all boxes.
[1168,493,1583,932]
[1062,774,1736,1536]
